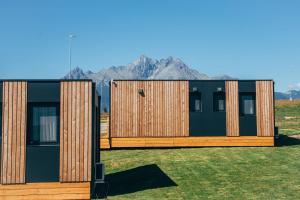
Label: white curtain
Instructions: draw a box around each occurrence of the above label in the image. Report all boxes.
[33,107,57,143]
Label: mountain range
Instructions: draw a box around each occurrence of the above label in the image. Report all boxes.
[64,55,234,110]
[63,55,300,110]
[65,55,232,81]
[275,90,300,100]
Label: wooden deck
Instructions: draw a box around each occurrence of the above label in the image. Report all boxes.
[0,182,90,200]
[110,136,274,148]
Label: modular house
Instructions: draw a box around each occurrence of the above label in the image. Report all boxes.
[0,80,104,199]
[104,80,275,148]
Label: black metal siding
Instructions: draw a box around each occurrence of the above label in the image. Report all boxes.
[25,146,60,182]
[26,81,60,182]
[0,82,2,177]
[27,81,60,102]
[238,81,257,136]
[189,81,226,136]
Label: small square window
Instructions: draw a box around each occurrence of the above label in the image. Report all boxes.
[239,93,256,115]
[27,103,59,145]
[213,92,226,112]
[190,91,202,112]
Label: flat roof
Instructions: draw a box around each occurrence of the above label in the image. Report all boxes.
[111,79,274,81]
[0,79,93,82]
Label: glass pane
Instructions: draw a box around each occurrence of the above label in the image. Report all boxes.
[214,92,225,112]
[40,116,57,142]
[195,99,201,111]
[189,92,202,112]
[244,100,254,115]
[32,106,57,143]
[218,99,225,111]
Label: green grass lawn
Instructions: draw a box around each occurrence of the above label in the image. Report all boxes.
[101,145,300,200]
[100,101,300,199]
[276,100,300,136]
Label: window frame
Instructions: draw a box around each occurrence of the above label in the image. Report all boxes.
[239,92,256,116]
[27,102,60,146]
[189,91,202,112]
[213,91,226,112]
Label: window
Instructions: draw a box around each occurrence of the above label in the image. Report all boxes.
[239,93,256,115]
[190,91,202,112]
[213,92,225,112]
[28,103,59,145]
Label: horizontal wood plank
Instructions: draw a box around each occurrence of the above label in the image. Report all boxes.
[111,136,274,147]
[0,182,90,200]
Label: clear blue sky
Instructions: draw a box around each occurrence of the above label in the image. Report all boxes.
[1,0,300,92]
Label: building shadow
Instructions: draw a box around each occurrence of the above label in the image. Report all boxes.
[276,135,300,147]
[101,164,177,197]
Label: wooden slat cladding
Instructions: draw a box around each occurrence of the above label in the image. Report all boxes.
[60,81,92,182]
[225,81,239,136]
[111,81,189,137]
[256,81,274,136]
[111,136,274,147]
[0,182,90,200]
[1,81,27,184]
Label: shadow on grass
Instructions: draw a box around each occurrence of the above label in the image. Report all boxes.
[104,164,177,197]
[276,135,300,147]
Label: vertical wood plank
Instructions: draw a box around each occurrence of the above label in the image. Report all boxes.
[80,82,85,182]
[2,82,9,184]
[83,82,89,181]
[1,81,27,184]
[15,82,21,182]
[75,82,80,182]
[59,82,64,181]
[256,81,274,137]
[20,82,27,183]
[226,81,240,136]
[110,81,189,138]
[87,81,92,181]
[67,83,72,182]
[60,81,92,182]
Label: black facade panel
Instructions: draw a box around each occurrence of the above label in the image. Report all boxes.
[0,82,2,102]
[238,81,257,136]
[26,146,60,182]
[189,81,226,136]
[0,82,2,168]
[28,82,60,102]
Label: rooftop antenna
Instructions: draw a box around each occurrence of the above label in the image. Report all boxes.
[69,34,76,79]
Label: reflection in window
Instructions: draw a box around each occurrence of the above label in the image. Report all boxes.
[213,92,225,112]
[190,91,202,112]
[240,93,256,115]
[28,104,59,145]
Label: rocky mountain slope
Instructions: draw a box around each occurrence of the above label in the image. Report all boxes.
[63,55,233,110]
[63,55,300,109]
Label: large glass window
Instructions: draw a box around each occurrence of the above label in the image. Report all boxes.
[239,93,256,115]
[213,92,225,112]
[190,91,202,112]
[28,103,59,145]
